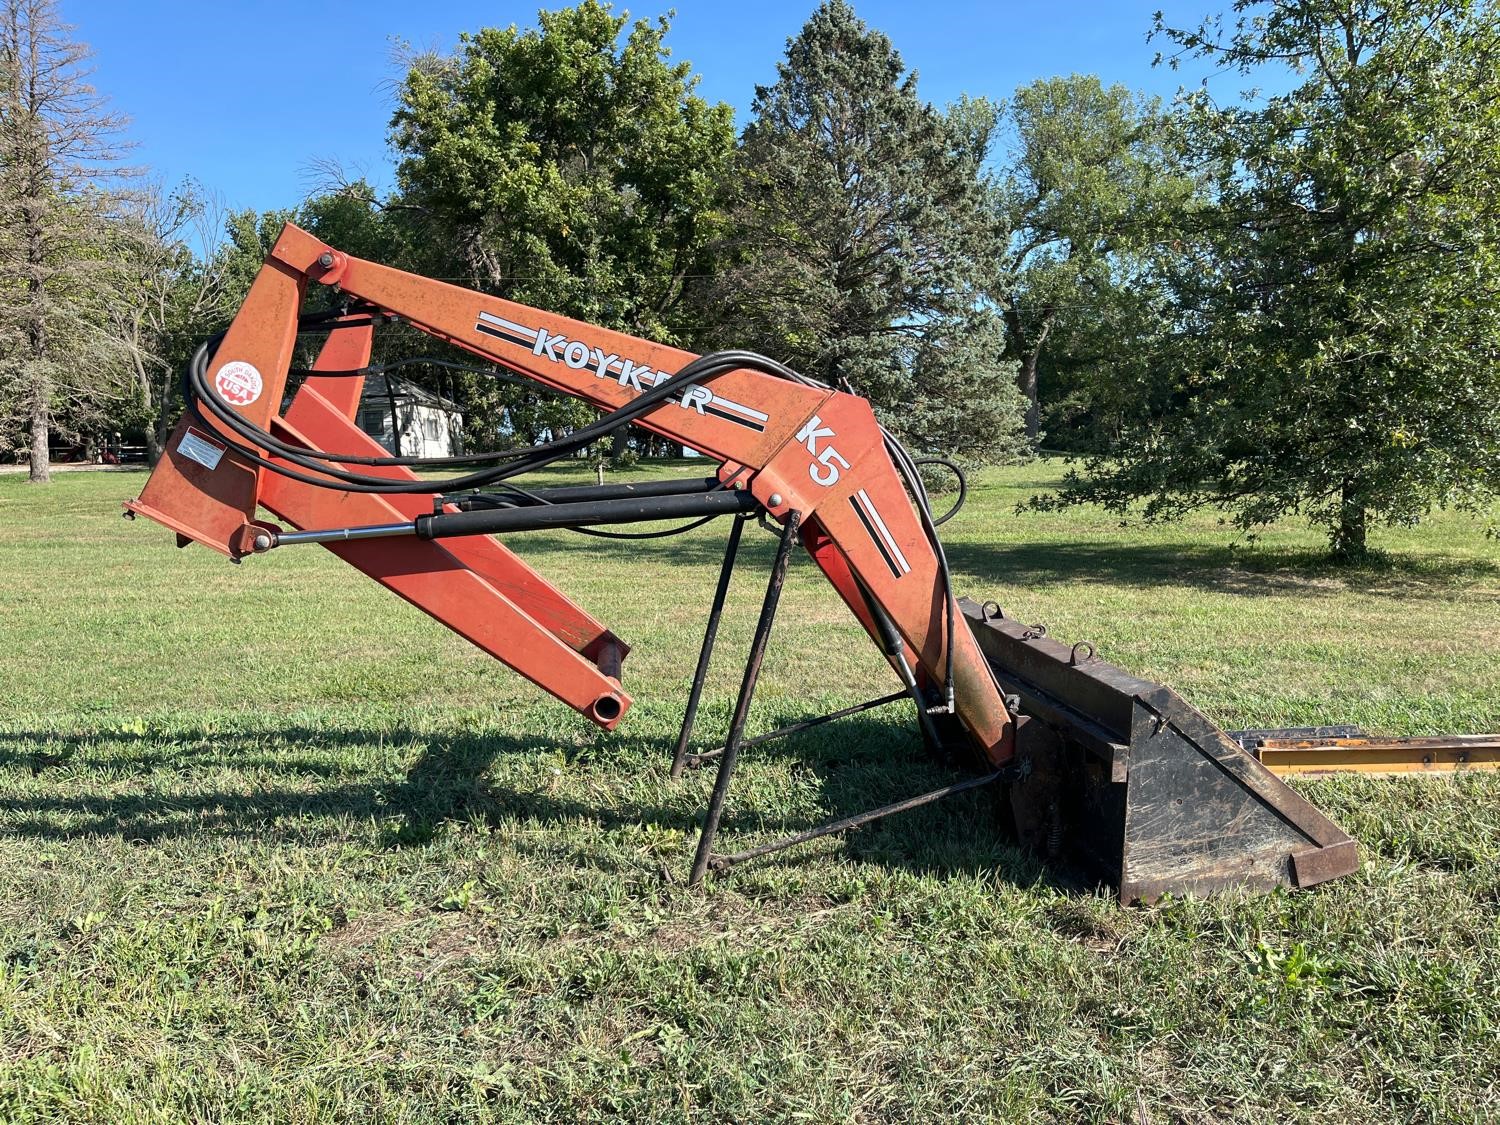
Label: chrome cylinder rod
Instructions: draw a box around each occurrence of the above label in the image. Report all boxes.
[270,522,417,548]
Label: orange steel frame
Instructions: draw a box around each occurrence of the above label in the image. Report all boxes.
[127,223,1015,763]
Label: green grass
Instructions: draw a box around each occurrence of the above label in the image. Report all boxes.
[0,461,1497,1123]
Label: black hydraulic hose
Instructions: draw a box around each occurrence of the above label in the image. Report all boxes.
[566,513,727,540]
[456,476,720,509]
[182,314,964,704]
[212,328,766,472]
[185,329,759,492]
[660,350,963,711]
[187,313,611,470]
[912,457,967,526]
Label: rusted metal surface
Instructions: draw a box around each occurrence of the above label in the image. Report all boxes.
[1290,839,1361,887]
[960,599,1361,903]
[122,222,1404,895]
[1253,736,1500,776]
[1229,725,1365,749]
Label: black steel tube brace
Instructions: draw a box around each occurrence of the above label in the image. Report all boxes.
[689,510,802,885]
[671,513,748,779]
[712,768,1011,871]
[455,476,721,510]
[416,489,759,538]
[267,487,761,549]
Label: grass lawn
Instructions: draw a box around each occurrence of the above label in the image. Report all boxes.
[1,460,1497,1122]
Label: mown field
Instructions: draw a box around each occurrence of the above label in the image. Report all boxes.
[1,461,1497,1123]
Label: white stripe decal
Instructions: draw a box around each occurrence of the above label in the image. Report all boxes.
[471,310,771,432]
[709,396,769,422]
[856,489,911,574]
[477,310,537,341]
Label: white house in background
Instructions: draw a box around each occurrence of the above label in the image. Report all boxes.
[356,374,464,458]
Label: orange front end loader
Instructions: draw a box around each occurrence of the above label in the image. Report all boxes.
[126,224,1359,900]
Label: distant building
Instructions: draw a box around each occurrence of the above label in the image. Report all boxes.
[357,374,464,459]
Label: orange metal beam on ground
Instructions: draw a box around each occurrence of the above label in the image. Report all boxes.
[1255,736,1500,777]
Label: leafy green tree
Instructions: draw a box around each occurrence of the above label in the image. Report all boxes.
[994,75,1191,444]
[1044,0,1500,557]
[218,206,295,297]
[389,1,732,339]
[1024,266,1180,454]
[698,0,1025,464]
[298,181,411,270]
[0,0,133,480]
[387,1,734,454]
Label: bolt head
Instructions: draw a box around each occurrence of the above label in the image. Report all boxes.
[252,533,272,552]
[768,493,783,507]
[318,251,335,268]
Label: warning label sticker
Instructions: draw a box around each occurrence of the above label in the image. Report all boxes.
[214,360,263,407]
[178,426,227,471]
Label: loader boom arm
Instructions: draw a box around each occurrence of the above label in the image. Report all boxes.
[126,222,1365,902]
[128,223,1015,764]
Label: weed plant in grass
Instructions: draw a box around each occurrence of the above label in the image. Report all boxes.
[0,462,1496,1122]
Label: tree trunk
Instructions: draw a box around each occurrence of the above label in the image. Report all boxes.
[148,371,169,464]
[385,378,403,457]
[1003,303,1054,447]
[1018,351,1041,444]
[1332,479,1367,560]
[25,182,49,483]
[25,262,50,483]
[27,381,50,483]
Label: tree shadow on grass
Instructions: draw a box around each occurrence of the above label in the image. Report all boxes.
[0,710,1062,888]
[941,539,1500,601]
[514,523,1500,604]
[0,726,382,778]
[0,724,560,841]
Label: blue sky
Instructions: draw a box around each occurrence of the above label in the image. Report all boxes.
[62,1,1247,217]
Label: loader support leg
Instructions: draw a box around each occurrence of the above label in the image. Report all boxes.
[671,513,747,779]
[689,511,800,885]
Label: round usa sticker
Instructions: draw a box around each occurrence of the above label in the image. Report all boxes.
[214,361,263,407]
